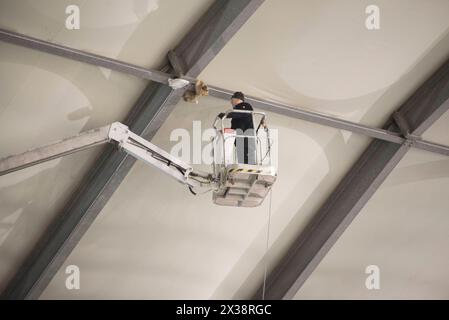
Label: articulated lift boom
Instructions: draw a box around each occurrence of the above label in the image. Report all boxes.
[0,122,214,189]
[0,111,277,207]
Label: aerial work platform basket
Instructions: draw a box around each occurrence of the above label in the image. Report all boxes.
[211,110,277,207]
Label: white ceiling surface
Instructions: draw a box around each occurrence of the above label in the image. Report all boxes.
[0,0,211,68]
[293,104,448,299]
[295,111,449,299]
[0,0,447,299]
[295,146,449,299]
[200,0,449,128]
[41,95,372,299]
[0,0,211,293]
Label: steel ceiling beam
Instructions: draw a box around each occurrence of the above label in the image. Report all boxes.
[252,58,449,300]
[1,29,449,156]
[1,0,265,299]
[208,86,449,157]
[0,28,175,84]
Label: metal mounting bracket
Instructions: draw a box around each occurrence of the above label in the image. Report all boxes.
[392,111,420,148]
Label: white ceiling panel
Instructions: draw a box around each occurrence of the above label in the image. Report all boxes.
[0,0,212,68]
[0,0,448,300]
[200,0,449,127]
[41,95,372,299]
[0,0,214,294]
[295,148,449,299]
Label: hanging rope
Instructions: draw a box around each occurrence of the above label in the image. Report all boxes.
[262,188,273,300]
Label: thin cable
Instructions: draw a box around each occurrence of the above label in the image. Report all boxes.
[262,188,273,300]
[188,186,213,195]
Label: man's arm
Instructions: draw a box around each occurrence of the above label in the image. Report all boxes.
[218,111,247,119]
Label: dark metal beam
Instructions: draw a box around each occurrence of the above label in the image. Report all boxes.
[0,28,173,85]
[208,86,449,157]
[1,0,265,299]
[253,57,449,300]
[2,30,449,156]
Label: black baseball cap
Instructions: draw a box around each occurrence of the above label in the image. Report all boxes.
[231,91,245,101]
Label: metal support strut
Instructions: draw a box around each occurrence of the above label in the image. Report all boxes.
[392,111,418,148]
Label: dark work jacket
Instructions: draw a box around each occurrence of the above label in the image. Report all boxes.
[227,102,254,132]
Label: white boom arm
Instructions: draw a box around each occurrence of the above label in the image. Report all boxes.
[0,122,214,190]
[108,122,213,188]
